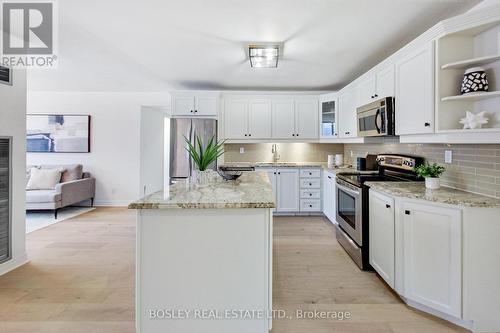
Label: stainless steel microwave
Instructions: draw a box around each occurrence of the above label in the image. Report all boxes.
[357,97,395,137]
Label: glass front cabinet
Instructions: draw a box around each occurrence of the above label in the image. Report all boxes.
[320,93,338,138]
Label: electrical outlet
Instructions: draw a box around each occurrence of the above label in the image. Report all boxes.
[239,147,245,154]
[445,150,453,164]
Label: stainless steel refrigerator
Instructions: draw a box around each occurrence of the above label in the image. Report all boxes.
[169,118,218,180]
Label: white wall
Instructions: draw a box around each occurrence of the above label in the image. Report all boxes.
[0,69,28,275]
[27,92,171,206]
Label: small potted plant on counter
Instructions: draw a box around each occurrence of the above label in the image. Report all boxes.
[415,162,446,190]
[185,135,225,185]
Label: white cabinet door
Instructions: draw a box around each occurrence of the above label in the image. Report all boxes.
[323,172,336,223]
[248,99,272,139]
[402,202,461,317]
[195,95,218,116]
[357,76,376,107]
[369,190,395,288]
[338,88,357,138]
[276,168,299,212]
[272,100,295,139]
[224,99,248,139]
[395,42,435,135]
[375,64,395,99]
[295,99,318,139]
[172,94,195,115]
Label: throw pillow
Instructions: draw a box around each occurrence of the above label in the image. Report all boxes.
[26,168,63,190]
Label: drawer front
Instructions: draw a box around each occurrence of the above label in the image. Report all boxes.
[300,189,321,199]
[300,178,321,189]
[300,169,321,178]
[300,199,321,211]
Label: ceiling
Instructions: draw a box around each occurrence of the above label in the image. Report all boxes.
[28,0,481,92]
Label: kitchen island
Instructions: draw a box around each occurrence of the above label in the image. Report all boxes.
[129,172,275,333]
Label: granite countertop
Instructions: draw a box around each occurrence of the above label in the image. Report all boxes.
[220,162,375,174]
[129,172,275,210]
[366,181,500,208]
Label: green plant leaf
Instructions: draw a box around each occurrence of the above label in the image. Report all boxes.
[185,135,226,171]
[415,162,446,178]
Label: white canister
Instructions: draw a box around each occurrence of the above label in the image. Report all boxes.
[327,155,334,166]
[335,154,343,167]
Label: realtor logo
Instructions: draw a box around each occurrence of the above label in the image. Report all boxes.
[1,1,57,67]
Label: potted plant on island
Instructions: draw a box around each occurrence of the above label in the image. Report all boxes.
[185,135,225,185]
[415,162,446,190]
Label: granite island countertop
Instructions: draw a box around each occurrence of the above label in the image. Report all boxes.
[129,171,275,209]
[366,181,500,208]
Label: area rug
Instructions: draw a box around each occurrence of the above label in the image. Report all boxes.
[26,207,95,233]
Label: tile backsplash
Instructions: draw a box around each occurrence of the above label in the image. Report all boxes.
[345,141,500,199]
[224,143,344,163]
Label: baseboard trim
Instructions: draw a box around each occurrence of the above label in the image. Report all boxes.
[0,254,29,276]
[93,200,130,207]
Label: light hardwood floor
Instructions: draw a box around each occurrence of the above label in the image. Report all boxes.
[0,208,469,332]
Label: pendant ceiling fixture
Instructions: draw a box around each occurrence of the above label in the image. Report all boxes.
[248,44,280,68]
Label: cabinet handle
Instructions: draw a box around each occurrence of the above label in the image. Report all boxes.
[248,134,251,136]
[309,204,313,208]
[278,172,281,175]
[345,131,350,135]
[244,134,248,137]
[424,122,431,127]
[405,210,411,215]
[190,110,194,113]
[309,193,312,196]
[309,183,312,186]
[274,172,276,175]
[309,172,312,175]
[374,94,378,98]
[327,176,332,179]
[296,133,299,136]
[371,95,374,99]
[386,204,391,208]
[292,134,295,137]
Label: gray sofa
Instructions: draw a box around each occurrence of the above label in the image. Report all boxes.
[26,164,96,219]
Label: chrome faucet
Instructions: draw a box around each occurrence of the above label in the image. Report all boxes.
[271,144,280,163]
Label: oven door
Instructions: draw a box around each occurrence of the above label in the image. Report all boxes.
[336,181,363,246]
[358,107,386,137]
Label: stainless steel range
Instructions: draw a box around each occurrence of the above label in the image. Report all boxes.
[335,154,424,270]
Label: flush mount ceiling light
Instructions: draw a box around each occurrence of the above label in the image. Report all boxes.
[248,44,280,68]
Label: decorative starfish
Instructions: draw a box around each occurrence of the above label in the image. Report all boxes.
[459,111,489,130]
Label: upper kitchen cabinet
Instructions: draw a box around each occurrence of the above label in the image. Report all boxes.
[223,98,272,139]
[171,92,219,116]
[319,93,338,138]
[338,88,357,138]
[272,99,296,139]
[295,99,319,139]
[272,98,318,139]
[395,42,435,135]
[356,65,395,107]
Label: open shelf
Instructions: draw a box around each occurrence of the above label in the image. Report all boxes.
[441,54,500,70]
[441,91,500,102]
[438,127,500,134]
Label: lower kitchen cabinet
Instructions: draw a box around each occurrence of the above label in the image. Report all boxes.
[369,190,395,288]
[276,169,300,212]
[322,171,336,223]
[401,201,462,318]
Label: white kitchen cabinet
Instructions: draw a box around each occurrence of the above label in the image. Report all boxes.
[369,190,395,288]
[249,100,272,138]
[224,99,248,139]
[295,99,319,139]
[272,100,296,139]
[402,201,461,318]
[322,171,336,224]
[319,94,338,138]
[224,99,271,139]
[338,88,357,138]
[357,76,376,107]
[171,92,218,116]
[375,65,395,99]
[395,42,435,135]
[276,168,300,212]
